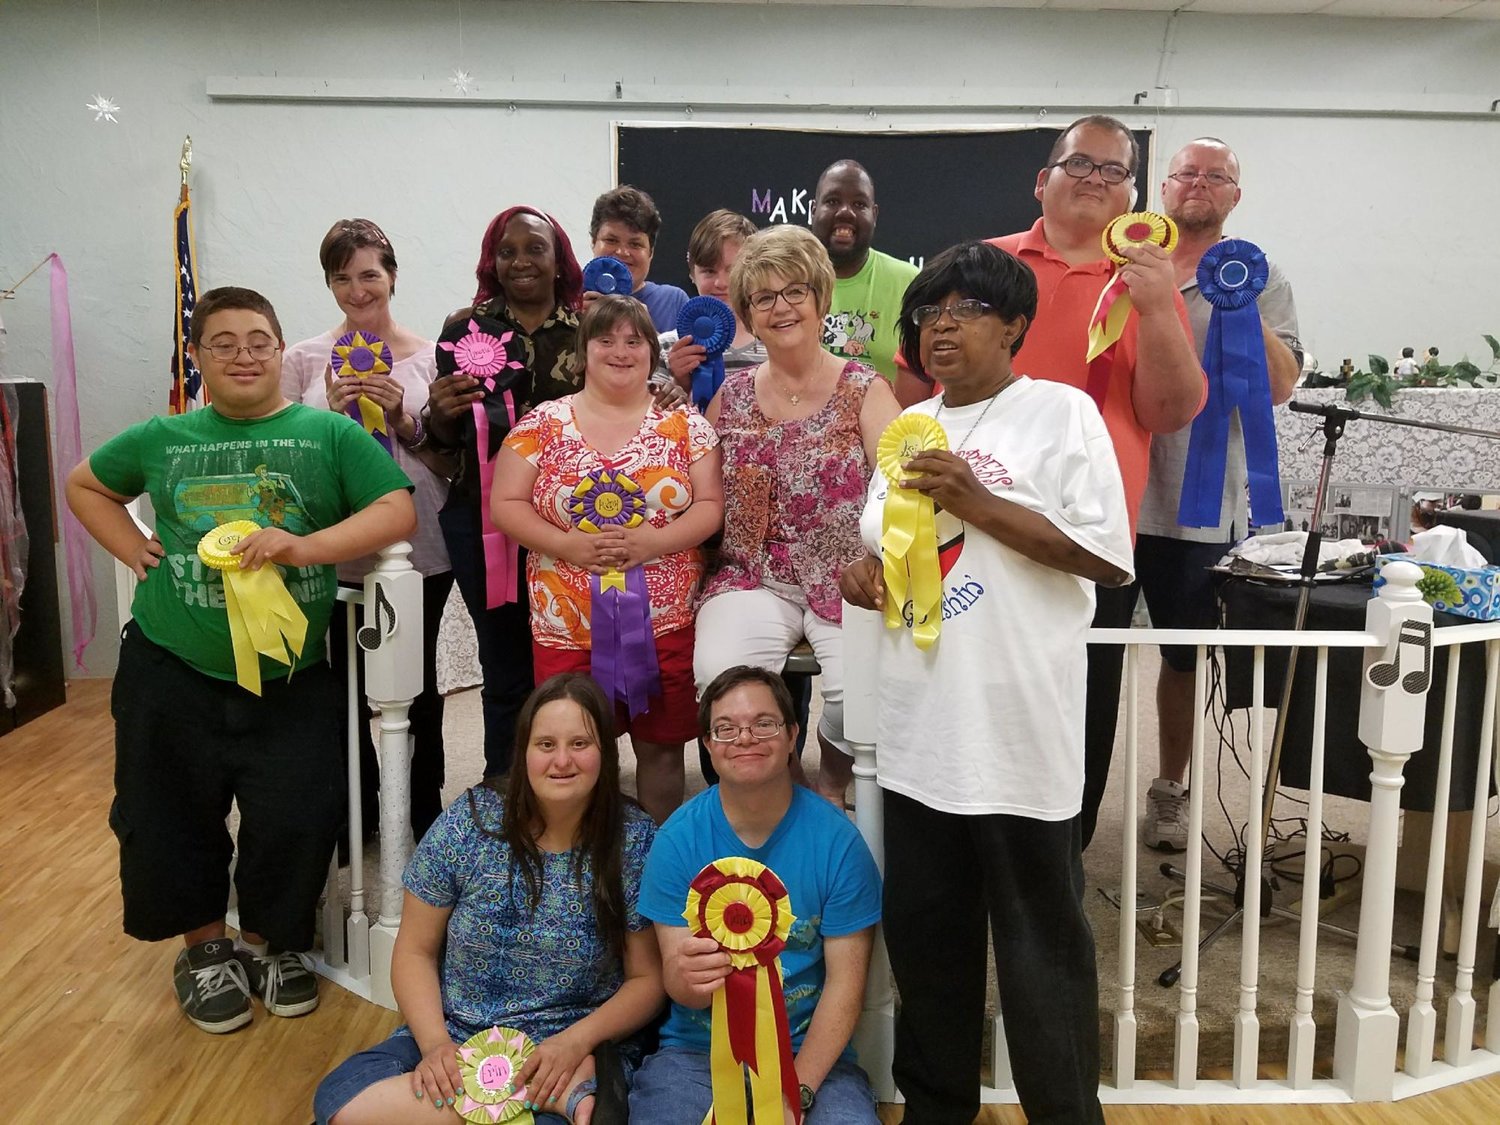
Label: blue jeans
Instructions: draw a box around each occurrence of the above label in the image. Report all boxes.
[628,1047,878,1125]
[314,1032,570,1125]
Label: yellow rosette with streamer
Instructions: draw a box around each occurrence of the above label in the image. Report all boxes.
[683,857,801,1125]
[1083,212,1179,407]
[877,414,949,651]
[197,521,308,696]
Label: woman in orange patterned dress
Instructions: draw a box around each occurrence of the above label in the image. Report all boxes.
[491,296,723,822]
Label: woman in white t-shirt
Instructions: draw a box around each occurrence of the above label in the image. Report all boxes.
[840,240,1134,1125]
[282,218,455,840]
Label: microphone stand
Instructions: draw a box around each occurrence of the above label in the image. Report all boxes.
[1157,397,1500,988]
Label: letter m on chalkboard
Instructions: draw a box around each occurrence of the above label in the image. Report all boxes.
[751,188,773,215]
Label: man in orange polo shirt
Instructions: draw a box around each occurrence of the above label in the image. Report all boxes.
[991,114,1206,849]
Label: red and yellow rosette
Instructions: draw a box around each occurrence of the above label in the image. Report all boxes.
[683,857,801,1125]
[196,521,308,696]
[454,1025,536,1125]
[1083,211,1179,407]
[877,414,949,651]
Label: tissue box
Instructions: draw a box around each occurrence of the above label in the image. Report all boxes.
[1375,554,1500,621]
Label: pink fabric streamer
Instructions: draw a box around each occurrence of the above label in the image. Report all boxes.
[48,255,98,669]
[473,390,519,609]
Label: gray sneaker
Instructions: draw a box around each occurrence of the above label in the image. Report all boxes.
[240,949,320,1017]
[173,939,252,1033]
[1141,777,1190,852]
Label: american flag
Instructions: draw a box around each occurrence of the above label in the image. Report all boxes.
[168,185,207,413]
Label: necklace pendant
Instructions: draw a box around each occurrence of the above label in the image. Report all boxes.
[788,393,800,405]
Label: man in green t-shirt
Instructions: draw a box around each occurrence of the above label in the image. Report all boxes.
[66,287,415,1036]
[811,159,919,384]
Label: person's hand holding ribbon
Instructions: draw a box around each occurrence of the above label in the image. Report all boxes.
[897,449,992,525]
[839,556,886,613]
[1114,240,1178,318]
[557,526,627,574]
[230,526,311,571]
[514,1026,591,1114]
[408,1036,463,1109]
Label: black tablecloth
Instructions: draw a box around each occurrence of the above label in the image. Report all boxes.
[1219,578,1493,812]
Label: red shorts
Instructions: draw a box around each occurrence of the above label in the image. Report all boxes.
[532,624,699,745]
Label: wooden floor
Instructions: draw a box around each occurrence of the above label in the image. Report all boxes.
[2,679,1498,1124]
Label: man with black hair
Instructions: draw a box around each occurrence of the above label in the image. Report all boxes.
[587,184,691,330]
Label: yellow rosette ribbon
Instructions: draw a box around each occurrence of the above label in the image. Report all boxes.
[683,857,801,1125]
[197,521,308,696]
[1084,213,1180,402]
[877,414,949,651]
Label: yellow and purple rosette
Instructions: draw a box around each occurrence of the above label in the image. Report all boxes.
[454,1025,536,1125]
[877,414,949,651]
[1084,211,1180,407]
[569,470,661,717]
[1178,238,1284,529]
[330,329,395,454]
[197,521,308,696]
[683,858,801,1125]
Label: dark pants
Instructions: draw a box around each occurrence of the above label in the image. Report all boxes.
[882,790,1104,1125]
[439,505,533,778]
[1080,582,1139,850]
[332,571,455,841]
[110,622,341,951]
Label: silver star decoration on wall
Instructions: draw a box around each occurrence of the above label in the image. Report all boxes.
[86,95,121,123]
[449,69,475,96]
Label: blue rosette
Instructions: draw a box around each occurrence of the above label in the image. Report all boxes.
[582,255,635,297]
[675,296,736,410]
[1178,238,1285,529]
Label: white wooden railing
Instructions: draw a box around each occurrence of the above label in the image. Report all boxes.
[844,559,1500,1107]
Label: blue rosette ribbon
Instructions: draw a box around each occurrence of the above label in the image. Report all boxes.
[582,256,635,297]
[675,296,736,410]
[1178,239,1285,529]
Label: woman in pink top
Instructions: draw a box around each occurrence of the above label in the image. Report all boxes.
[492,296,723,822]
[282,218,454,839]
[696,225,900,803]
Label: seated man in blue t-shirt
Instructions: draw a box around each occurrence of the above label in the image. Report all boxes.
[631,666,883,1124]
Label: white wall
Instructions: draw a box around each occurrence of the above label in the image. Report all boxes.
[3,0,1498,675]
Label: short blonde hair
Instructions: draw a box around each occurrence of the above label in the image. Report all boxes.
[728,225,835,325]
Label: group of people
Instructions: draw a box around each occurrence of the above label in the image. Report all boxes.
[70,113,1302,1124]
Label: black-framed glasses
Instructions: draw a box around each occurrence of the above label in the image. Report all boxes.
[204,341,278,362]
[747,283,814,312]
[708,718,787,743]
[910,299,995,329]
[1167,170,1238,188]
[1048,155,1133,185]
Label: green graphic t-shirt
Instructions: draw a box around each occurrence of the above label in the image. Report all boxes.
[821,248,919,384]
[91,403,413,682]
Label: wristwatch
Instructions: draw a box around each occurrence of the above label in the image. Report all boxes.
[799,1083,815,1112]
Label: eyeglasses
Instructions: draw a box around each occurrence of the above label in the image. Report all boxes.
[1048,155,1133,185]
[910,299,995,329]
[204,341,278,362]
[747,283,814,312]
[708,718,787,743]
[1167,170,1238,188]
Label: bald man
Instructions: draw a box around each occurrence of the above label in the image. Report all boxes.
[811,160,918,385]
[1135,137,1302,851]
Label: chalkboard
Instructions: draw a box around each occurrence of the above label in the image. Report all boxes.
[614,124,1155,289]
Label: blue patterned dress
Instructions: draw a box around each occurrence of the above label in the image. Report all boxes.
[400,786,656,1045]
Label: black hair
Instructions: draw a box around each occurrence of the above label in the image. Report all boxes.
[899,242,1038,379]
[1047,114,1140,175]
[191,286,283,346]
[590,185,663,248]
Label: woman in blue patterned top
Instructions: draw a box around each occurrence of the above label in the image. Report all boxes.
[314,674,662,1125]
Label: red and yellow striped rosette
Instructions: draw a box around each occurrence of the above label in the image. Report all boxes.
[196,521,308,696]
[683,857,801,1125]
[1083,211,1179,407]
[877,414,949,650]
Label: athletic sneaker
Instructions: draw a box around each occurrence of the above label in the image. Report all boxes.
[173,938,252,1033]
[239,949,320,1017]
[1141,777,1190,852]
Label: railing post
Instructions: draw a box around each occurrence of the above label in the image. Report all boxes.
[842,601,895,1102]
[1334,560,1433,1100]
[360,540,423,1009]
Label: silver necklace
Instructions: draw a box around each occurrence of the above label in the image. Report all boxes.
[935,375,1014,451]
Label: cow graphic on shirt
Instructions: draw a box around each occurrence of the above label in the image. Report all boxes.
[822,310,876,360]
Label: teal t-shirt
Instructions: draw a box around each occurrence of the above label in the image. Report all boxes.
[822,248,919,384]
[90,403,413,682]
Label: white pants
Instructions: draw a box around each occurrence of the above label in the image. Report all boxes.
[694,581,849,756]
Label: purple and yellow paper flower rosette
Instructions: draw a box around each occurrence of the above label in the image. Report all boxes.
[1177,238,1284,529]
[196,520,308,696]
[569,469,661,717]
[877,414,949,651]
[454,1025,536,1125]
[1084,211,1179,408]
[330,329,395,454]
